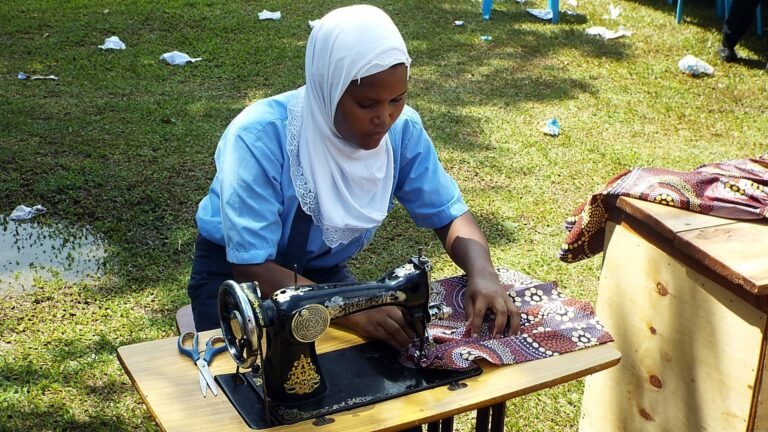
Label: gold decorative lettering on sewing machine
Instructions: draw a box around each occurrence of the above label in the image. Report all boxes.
[217,251,452,407]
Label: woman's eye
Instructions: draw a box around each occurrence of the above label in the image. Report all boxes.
[358,101,375,109]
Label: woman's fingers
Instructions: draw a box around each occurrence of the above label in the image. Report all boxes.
[466,293,521,338]
[504,295,521,336]
[351,306,416,349]
[378,307,416,348]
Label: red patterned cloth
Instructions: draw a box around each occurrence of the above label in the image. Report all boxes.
[559,154,768,263]
[404,268,613,370]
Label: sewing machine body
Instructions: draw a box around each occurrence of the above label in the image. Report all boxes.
[261,254,431,404]
[216,254,476,426]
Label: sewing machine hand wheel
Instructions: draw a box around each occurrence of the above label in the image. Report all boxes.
[218,280,264,369]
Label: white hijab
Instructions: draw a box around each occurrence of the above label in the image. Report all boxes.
[287,5,412,248]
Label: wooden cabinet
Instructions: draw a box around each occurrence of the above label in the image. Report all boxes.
[579,197,768,432]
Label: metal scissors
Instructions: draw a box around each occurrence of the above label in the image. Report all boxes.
[177,332,227,397]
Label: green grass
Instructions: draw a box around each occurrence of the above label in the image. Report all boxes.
[1,0,766,430]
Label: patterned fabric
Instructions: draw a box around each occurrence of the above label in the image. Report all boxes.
[559,154,768,263]
[404,268,614,370]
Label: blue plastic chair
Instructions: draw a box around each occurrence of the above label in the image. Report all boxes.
[675,0,763,36]
[482,0,560,23]
[673,0,725,21]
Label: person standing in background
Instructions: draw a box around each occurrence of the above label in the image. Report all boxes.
[718,0,762,62]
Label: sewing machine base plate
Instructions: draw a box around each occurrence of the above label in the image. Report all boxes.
[216,341,481,429]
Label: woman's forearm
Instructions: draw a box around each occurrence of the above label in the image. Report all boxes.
[434,211,497,279]
[231,262,315,298]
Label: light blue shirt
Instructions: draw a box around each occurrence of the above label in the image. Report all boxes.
[196,89,468,268]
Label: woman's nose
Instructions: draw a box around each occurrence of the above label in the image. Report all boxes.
[372,108,391,127]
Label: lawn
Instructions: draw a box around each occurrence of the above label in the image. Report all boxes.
[0,0,766,430]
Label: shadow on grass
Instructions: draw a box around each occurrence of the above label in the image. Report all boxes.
[1,0,627,294]
[351,204,521,281]
[3,400,153,432]
[1,339,155,431]
[0,3,628,430]
[393,5,630,153]
[629,0,766,59]
[627,0,722,25]
[731,55,768,68]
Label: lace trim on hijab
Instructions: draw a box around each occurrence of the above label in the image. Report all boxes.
[287,89,369,248]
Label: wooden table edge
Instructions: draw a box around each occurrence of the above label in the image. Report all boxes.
[117,335,621,432]
[437,343,622,414]
[117,345,169,432]
[615,196,737,239]
[614,197,768,296]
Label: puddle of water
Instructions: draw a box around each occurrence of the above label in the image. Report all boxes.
[0,215,107,294]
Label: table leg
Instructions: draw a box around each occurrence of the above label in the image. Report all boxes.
[473,402,505,432]
[490,402,506,432]
[475,407,490,432]
[441,416,454,431]
[426,416,455,432]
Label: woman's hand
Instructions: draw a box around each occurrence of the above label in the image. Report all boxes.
[464,272,521,338]
[434,212,521,339]
[334,306,417,349]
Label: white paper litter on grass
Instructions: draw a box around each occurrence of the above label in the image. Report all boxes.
[9,204,47,221]
[99,36,126,50]
[18,72,59,80]
[603,3,622,19]
[527,8,554,20]
[258,10,281,20]
[541,118,561,136]
[586,26,632,39]
[160,51,202,66]
[678,55,714,76]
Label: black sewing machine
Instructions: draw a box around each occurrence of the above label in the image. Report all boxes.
[214,252,481,428]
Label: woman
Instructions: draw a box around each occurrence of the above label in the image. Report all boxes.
[188,4,520,348]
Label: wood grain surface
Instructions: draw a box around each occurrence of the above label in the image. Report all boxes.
[616,197,768,295]
[580,222,767,432]
[119,328,620,432]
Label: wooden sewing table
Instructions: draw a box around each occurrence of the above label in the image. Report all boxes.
[118,327,619,431]
[579,197,768,431]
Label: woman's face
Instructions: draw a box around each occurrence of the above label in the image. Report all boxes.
[334,64,408,151]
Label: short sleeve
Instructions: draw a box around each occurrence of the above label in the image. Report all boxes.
[216,116,286,264]
[393,108,468,229]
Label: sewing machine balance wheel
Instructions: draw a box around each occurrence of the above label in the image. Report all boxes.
[217,280,264,369]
